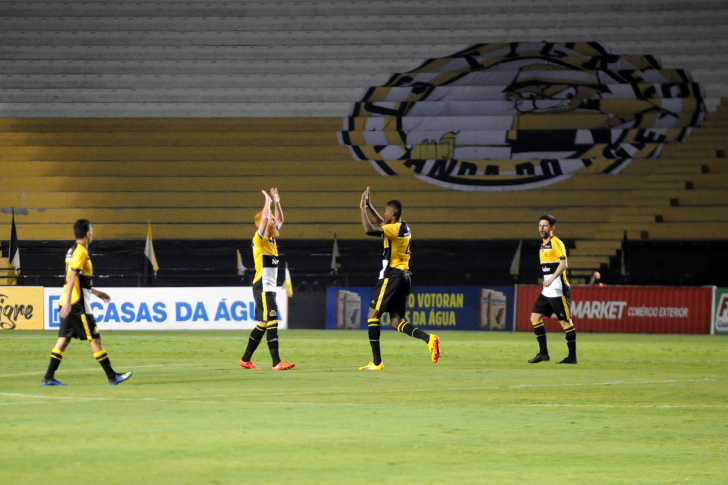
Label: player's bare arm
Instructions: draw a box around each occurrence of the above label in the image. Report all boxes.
[92,289,111,303]
[360,188,383,237]
[544,259,568,287]
[364,186,385,226]
[60,270,77,318]
[258,190,272,236]
[270,187,284,230]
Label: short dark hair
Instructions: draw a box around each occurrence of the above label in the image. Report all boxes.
[73,219,91,239]
[386,200,403,218]
[539,214,556,226]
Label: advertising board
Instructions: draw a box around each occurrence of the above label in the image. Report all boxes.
[0,286,44,330]
[515,285,713,334]
[43,287,287,330]
[325,286,515,331]
[713,287,728,335]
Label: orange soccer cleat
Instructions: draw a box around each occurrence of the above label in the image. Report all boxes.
[272,361,296,371]
[358,361,384,370]
[239,359,261,370]
[428,335,441,363]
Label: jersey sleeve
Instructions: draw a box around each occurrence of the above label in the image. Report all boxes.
[70,245,88,271]
[382,224,399,239]
[252,231,263,247]
[554,238,567,260]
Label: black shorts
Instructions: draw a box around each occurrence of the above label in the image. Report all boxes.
[58,313,100,341]
[532,292,572,322]
[254,290,279,323]
[369,271,411,317]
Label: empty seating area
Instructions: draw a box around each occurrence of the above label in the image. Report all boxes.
[1,0,728,116]
[1,0,727,284]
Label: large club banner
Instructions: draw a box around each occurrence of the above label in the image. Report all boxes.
[326,286,515,331]
[515,285,713,334]
[338,41,704,191]
[43,287,288,331]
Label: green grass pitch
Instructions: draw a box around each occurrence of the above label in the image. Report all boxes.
[1,330,727,484]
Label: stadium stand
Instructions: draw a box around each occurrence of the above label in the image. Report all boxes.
[1,0,727,285]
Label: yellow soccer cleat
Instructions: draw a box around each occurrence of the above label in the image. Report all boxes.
[428,335,441,363]
[358,361,384,370]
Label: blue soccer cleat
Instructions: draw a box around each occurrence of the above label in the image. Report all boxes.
[109,371,134,385]
[41,378,68,386]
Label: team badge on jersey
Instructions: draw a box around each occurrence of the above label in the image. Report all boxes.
[338,42,705,191]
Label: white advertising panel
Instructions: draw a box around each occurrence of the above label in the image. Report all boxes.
[43,287,287,330]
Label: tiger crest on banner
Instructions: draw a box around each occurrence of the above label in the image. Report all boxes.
[338,42,705,191]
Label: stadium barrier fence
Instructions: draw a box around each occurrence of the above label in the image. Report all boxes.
[0,284,721,334]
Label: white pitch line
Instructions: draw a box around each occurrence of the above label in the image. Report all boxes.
[0,400,52,406]
[0,393,361,406]
[229,377,716,398]
[0,378,719,405]
[512,403,728,409]
[0,362,221,379]
[0,392,115,401]
[1,393,726,409]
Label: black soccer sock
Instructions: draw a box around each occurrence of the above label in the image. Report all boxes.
[266,321,281,366]
[44,348,64,380]
[396,321,430,343]
[563,323,577,358]
[532,321,548,354]
[368,318,382,365]
[93,349,117,380]
[243,323,266,361]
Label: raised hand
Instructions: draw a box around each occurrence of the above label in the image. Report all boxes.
[270,187,280,203]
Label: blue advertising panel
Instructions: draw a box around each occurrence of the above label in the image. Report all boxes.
[326,286,514,331]
[44,287,288,330]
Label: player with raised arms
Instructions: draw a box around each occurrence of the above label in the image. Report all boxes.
[358,186,441,370]
[239,188,295,371]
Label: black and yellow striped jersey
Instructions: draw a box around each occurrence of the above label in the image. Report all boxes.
[378,221,411,279]
[63,243,93,313]
[252,231,279,292]
[539,236,569,297]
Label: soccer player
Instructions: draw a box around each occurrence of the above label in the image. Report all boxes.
[528,215,577,364]
[358,186,440,370]
[239,188,295,371]
[41,219,134,386]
